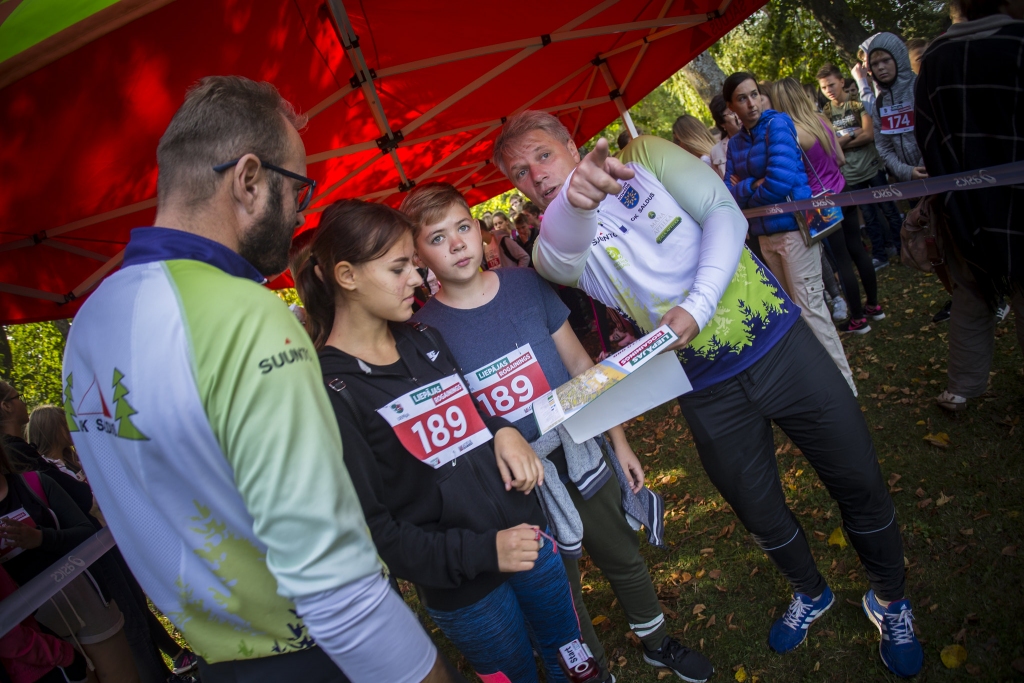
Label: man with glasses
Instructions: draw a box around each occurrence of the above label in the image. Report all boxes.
[62,76,460,683]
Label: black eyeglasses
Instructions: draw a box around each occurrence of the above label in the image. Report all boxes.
[213,157,317,212]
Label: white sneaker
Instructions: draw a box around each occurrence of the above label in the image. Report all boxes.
[831,297,849,321]
[936,390,967,412]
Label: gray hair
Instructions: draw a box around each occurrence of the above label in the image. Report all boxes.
[156,75,307,206]
[492,110,572,176]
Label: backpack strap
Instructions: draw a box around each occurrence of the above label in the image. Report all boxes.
[500,236,515,262]
[21,471,48,508]
[324,376,359,416]
[405,322,460,375]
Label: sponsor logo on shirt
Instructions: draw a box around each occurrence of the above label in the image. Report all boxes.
[63,371,148,441]
[618,184,640,208]
[605,246,630,270]
[258,347,313,374]
[427,350,440,362]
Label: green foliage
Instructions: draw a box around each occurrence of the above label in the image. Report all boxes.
[470,189,526,218]
[275,288,302,307]
[6,322,66,408]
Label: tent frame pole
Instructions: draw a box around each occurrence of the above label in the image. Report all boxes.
[598,62,638,139]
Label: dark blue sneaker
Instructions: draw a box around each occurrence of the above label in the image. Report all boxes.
[767,587,835,653]
[863,590,924,677]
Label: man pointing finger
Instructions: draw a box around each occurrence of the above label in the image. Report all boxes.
[494,111,922,678]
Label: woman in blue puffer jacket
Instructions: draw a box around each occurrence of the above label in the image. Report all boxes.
[723,72,855,394]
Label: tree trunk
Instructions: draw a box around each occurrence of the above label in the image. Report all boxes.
[0,326,12,383]
[681,50,726,104]
[797,0,871,66]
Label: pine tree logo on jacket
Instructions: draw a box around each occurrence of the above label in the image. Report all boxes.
[62,370,148,441]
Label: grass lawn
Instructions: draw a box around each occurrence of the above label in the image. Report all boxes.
[408,264,1024,682]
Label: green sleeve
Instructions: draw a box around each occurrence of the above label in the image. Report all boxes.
[167,261,381,599]
[619,135,745,226]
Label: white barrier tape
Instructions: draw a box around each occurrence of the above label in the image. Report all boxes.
[0,528,116,638]
[740,161,1024,219]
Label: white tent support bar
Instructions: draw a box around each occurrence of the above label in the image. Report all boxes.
[359,160,488,200]
[452,162,489,189]
[414,124,499,184]
[328,0,413,192]
[44,240,111,262]
[306,83,355,120]
[395,1,637,139]
[309,153,386,208]
[599,22,692,61]
[70,250,124,300]
[0,283,66,303]
[459,175,506,193]
[718,0,733,15]
[0,198,157,254]
[598,62,637,138]
[621,0,675,91]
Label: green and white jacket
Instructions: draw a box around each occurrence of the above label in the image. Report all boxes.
[62,228,381,663]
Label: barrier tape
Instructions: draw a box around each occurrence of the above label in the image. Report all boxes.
[0,527,116,639]
[739,160,1024,219]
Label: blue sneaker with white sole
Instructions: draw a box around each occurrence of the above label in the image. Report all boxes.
[862,590,924,677]
[767,586,835,653]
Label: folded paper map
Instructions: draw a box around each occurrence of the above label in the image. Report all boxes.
[532,325,690,440]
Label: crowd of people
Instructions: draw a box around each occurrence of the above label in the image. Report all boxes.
[0,0,1020,682]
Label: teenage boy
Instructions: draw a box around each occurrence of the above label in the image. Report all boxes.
[863,33,928,182]
[492,109,924,678]
[402,182,714,683]
[722,73,855,391]
[817,63,903,269]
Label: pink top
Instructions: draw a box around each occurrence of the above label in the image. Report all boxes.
[801,125,846,195]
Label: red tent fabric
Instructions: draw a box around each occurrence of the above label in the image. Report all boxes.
[0,0,764,325]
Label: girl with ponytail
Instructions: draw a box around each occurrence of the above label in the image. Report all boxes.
[297,200,594,683]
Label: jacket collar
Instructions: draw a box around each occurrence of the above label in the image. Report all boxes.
[318,323,440,379]
[122,227,266,284]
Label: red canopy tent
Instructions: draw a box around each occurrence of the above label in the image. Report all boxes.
[0,0,764,325]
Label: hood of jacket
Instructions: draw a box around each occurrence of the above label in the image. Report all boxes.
[865,32,923,178]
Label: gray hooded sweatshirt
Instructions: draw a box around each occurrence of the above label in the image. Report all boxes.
[866,32,924,182]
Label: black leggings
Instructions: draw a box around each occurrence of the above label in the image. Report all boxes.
[825,215,878,319]
[678,320,906,602]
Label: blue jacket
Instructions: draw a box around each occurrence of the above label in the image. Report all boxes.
[725,109,811,237]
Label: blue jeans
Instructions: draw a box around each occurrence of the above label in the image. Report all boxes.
[425,532,582,683]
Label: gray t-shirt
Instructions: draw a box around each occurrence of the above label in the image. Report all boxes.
[411,268,569,443]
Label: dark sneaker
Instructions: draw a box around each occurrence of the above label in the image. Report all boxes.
[932,300,952,323]
[172,650,198,675]
[862,590,924,678]
[864,304,886,321]
[873,258,889,271]
[642,636,714,682]
[768,587,835,653]
[839,317,871,334]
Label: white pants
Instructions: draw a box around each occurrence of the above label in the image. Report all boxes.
[759,231,856,395]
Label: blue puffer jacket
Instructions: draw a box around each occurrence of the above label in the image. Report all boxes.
[725,109,812,237]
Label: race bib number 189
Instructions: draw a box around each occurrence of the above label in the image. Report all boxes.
[879,102,914,134]
[376,374,491,468]
[466,344,552,422]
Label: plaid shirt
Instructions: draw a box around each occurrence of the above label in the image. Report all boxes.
[915,14,1024,302]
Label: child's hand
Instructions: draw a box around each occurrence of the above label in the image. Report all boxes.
[493,428,544,495]
[614,442,645,494]
[496,524,540,572]
[0,519,42,550]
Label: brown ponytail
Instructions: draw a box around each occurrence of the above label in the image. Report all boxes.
[295,199,415,349]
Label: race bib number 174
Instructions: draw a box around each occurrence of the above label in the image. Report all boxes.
[879,102,914,134]
[376,374,492,468]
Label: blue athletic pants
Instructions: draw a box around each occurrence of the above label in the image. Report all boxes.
[425,532,582,683]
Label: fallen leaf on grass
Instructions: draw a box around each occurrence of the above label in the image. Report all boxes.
[592,615,608,626]
[888,473,902,487]
[915,488,927,498]
[1002,545,1017,556]
[734,666,748,682]
[660,475,678,485]
[923,432,950,448]
[965,663,981,675]
[749,567,759,578]
[680,572,693,583]
[692,604,706,615]
[941,644,968,669]
[960,528,974,536]
[625,631,641,648]
[1013,658,1024,673]
[705,615,716,629]
[936,492,954,507]
[813,530,827,541]
[857,371,870,380]
[918,498,933,509]
[695,569,706,579]
[658,670,674,680]
[709,569,722,579]
[828,528,847,548]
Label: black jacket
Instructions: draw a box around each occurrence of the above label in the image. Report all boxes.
[2,436,95,517]
[319,322,546,611]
